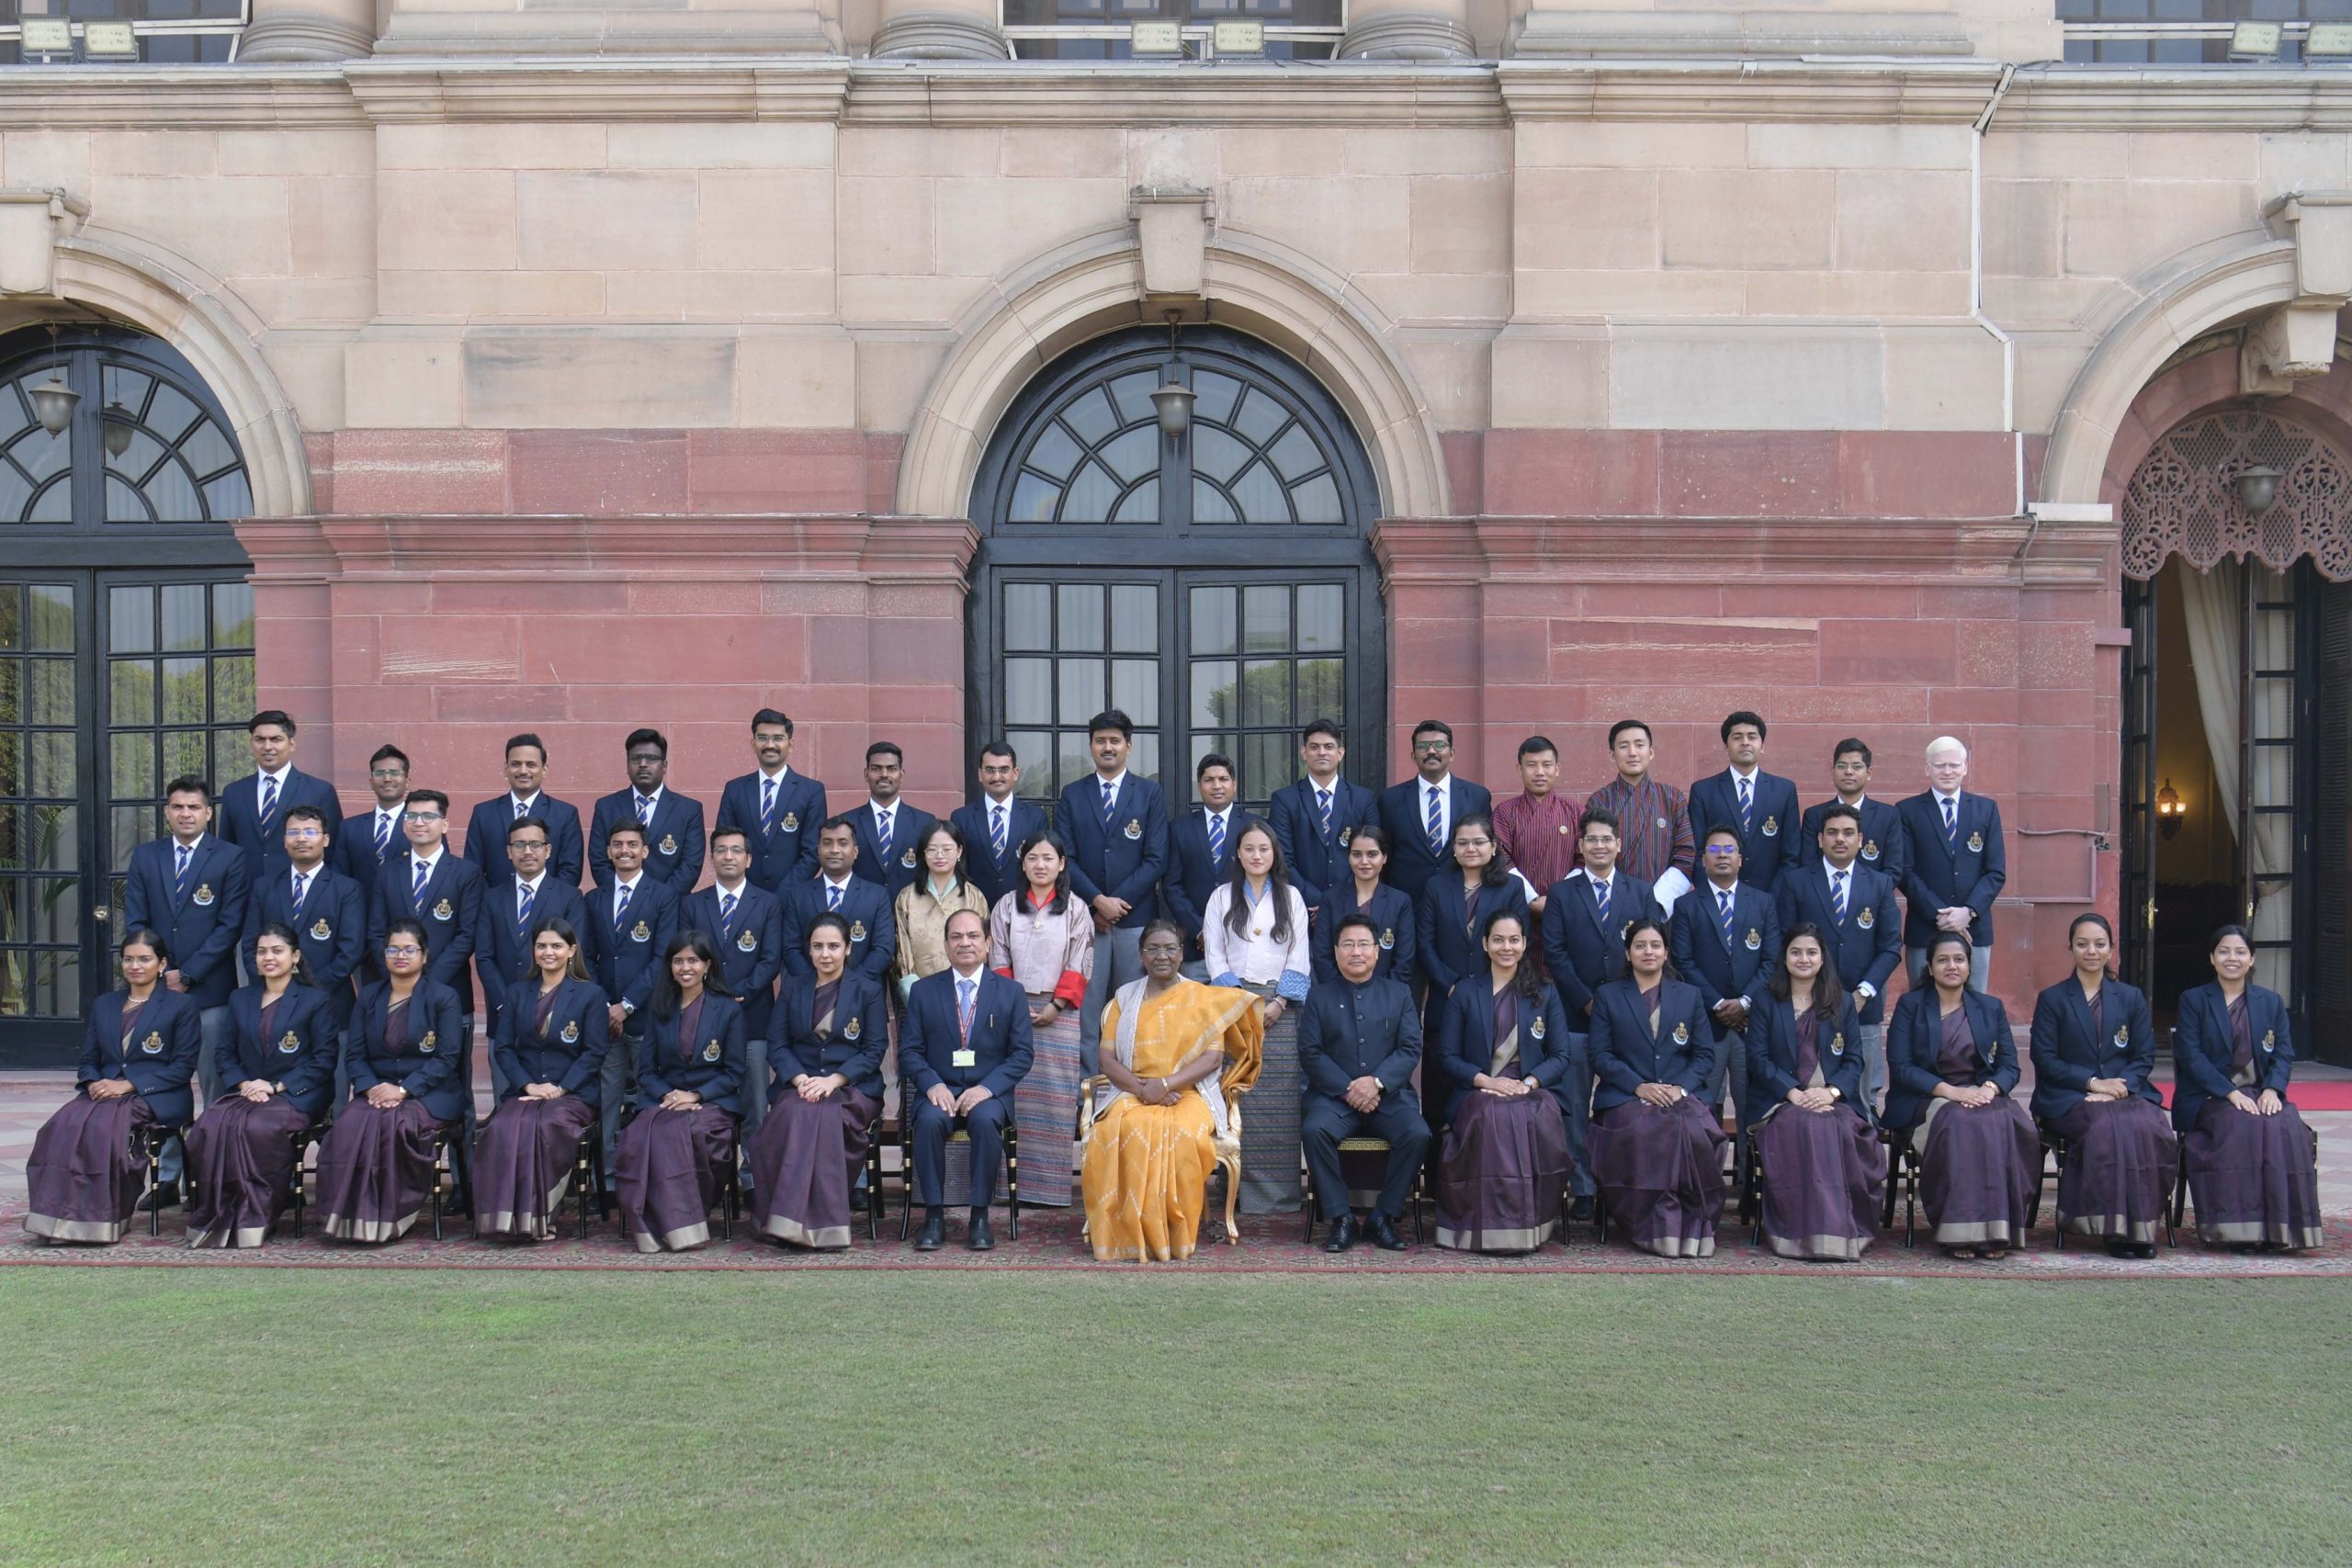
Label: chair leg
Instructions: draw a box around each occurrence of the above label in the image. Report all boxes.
[899,1122,914,1242]
[1300,1158,1317,1246]
[1005,1126,1019,1243]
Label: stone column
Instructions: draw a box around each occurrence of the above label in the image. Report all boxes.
[869,0,1011,59]
[238,0,377,61]
[1338,0,1476,60]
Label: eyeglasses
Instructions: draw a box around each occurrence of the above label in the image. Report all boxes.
[1702,845,1740,856]
[368,769,408,780]
[383,945,424,958]
[284,829,324,840]
[1412,740,1451,753]
[402,811,443,823]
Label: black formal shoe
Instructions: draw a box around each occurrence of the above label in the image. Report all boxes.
[2135,1243,2159,1259]
[913,1212,945,1251]
[2106,1239,2134,1258]
[967,1213,995,1251]
[1367,1213,1407,1251]
[1569,1196,1595,1224]
[137,1181,180,1213]
[1320,1213,1356,1253]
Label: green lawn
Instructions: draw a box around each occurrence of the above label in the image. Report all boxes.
[2,1270,2345,1566]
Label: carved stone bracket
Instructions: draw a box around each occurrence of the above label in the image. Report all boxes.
[2245,191,2352,395]
[0,187,89,299]
[1129,186,1214,300]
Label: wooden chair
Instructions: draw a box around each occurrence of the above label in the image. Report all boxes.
[1878,1125,1920,1247]
[139,1122,187,1238]
[1073,1076,1247,1246]
[898,1114,1019,1240]
[1300,1137,1427,1245]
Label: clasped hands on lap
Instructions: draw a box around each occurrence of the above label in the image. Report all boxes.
[2228,1088,2284,1117]
[926,1083,994,1117]
[1634,1082,1686,1109]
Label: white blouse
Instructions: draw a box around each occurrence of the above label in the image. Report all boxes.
[1202,881,1312,998]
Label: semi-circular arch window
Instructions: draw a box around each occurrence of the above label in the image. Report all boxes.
[0,329,251,528]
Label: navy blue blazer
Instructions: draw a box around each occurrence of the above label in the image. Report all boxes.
[1433,975,1574,1124]
[346,979,468,1123]
[219,982,337,1117]
[1055,773,1170,930]
[901,967,1034,1100]
[461,793,585,889]
[584,876,679,1021]
[218,766,342,885]
[1267,775,1380,910]
[1746,995,1870,1124]
[1799,795,1908,888]
[1299,976,1422,1102]
[1309,881,1418,992]
[1588,978,1719,1113]
[949,795,1048,914]
[1686,769,1802,891]
[1159,808,1251,952]
[242,863,367,1026]
[1896,791,2007,947]
[589,786,707,897]
[79,987,202,1127]
[637,992,747,1116]
[1885,987,2018,1133]
[475,874,594,1033]
[681,881,785,1040]
[772,973,889,1100]
[123,833,250,1010]
[368,851,485,999]
[1668,878,1781,1041]
[716,769,829,894]
[2028,977,2159,1124]
[1538,870,1661,1020]
[332,807,405,890]
[1375,775,1493,902]
[492,976,612,1108]
[2170,981,2293,1133]
[1772,860,1902,1025]
[846,800,938,900]
[780,877,896,985]
[1416,873,1531,1032]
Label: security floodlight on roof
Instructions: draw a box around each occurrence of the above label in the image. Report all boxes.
[2304,21,2352,59]
[2228,20,2283,61]
[1212,19,1266,55]
[1130,20,1182,55]
[19,18,71,54]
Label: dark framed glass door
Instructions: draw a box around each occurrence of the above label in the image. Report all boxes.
[2119,571,2157,991]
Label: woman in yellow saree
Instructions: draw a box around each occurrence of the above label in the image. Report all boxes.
[1081,919,1263,1263]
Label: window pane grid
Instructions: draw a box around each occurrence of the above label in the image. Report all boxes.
[1001,578,1163,807]
[0,580,80,1021]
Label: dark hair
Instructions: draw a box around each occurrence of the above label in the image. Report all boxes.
[119,927,172,973]
[803,911,853,958]
[943,907,989,941]
[1087,708,1134,741]
[1014,829,1072,915]
[283,804,328,833]
[1139,917,1186,953]
[1833,738,1872,768]
[1302,718,1344,745]
[650,930,734,1021]
[818,813,858,839]
[1702,823,1741,847]
[2208,923,2254,955]
[1332,912,1380,944]
[1577,805,1622,840]
[605,820,645,846]
[507,813,550,844]
[913,819,967,892]
[624,728,667,759]
[1196,751,1236,782]
[865,740,903,767]
[1409,717,1453,746]
[164,774,211,802]
[1769,922,1848,1021]
[1517,735,1558,761]
[404,787,449,816]
[1347,822,1391,860]
[1221,819,1295,945]
[1924,931,1975,967]
[1721,710,1766,743]
[248,710,296,736]
[1479,907,1544,998]
[382,918,433,970]
[1608,719,1652,750]
[708,825,750,851]
[1815,802,1861,832]
[2067,911,2118,979]
[524,915,590,980]
[368,743,410,773]
[1618,916,1678,982]
[752,708,794,738]
[979,739,1017,764]
[504,732,547,763]
[1451,810,1512,890]
[248,921,313,987]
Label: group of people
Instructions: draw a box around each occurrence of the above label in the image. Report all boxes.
[22,705,2326,1264]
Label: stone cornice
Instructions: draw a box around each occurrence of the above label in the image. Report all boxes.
[1994,66,2352,133]
[844,61,1505,126]
[343,57,853,123]
[0,65,363,129]
[1493,57,2004,124]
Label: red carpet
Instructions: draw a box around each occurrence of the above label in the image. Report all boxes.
[2155,1082,2352,1111]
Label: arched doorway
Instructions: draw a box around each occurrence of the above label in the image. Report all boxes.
[0,324,255,1060]
[966,325,1385,813]
[2117,399,2352,1059]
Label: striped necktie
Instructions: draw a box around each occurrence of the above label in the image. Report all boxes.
[1592,876,1611,928]
[1207,810,1226,870]
[514,795,529,820]
[989,802,1007,862]
[826,883,842,913]
[614,882,633,923]
[1736,775,1752,835]
[1317,787,1333,841]
[719,889,737,931]
[1942,795,1958,851]
[761,776,777,835]
[1832,868,1849,923]
[290,871,310,916]
[411,857,430,912]
[375,811,393,857]
[174,842,194,901]
[635,794,654,829]
[1718,886,1737,951]
[875,808,893,868]
[956,976,977,1043]
[517,879,536,933]
[1425,784,1444,858]
[1100,777,1117,828]
[259,773,278,830]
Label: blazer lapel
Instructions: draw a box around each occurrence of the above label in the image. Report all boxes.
[2064,981,2096,1059]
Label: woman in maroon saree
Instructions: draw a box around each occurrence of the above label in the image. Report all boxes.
[2171,925,2323,1252]
[1886,932,2037,1258]
[1430,910,1574,1252]
[1746,925,1883,1260]
[24,931,201,1244]
[183,925,337,1247]
[315,918,468,1243]
[1586,919,1728,1258]
[615,930,745,1253]
[747,913,889,1249]
[476,917,609,1241]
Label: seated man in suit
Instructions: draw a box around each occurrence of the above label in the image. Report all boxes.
[218,710,341,888]
[1268,717,1379,915]
[900,908,1035,1252]
[476,813,593,1084]
[462,732,585,890]
[714,707,828,896]
[1668,827,1781,1145]
[950,739,1046,915]
[1798,737,1908,889]
[1160,752,1244,976]
[589,728,706,897]
[1687,710,1801,895]
[1375,718,1491,903]
[1299,914,1430,1253]
[1775,802,1903,1110]
[334,744,412,901]
[682,827,786,1135]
